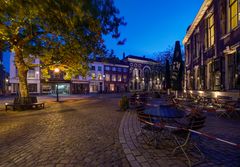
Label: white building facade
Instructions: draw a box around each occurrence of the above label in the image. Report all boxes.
[9,53,41,94]
[72,61,105,93]
[9,53,107,95]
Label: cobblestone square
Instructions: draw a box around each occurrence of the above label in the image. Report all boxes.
[0,95,129,167]
[0,95,240,167]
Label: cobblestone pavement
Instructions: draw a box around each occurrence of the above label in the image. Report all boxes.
[119,110,240,167]
[0,94,129,167]
[1,95,240,167]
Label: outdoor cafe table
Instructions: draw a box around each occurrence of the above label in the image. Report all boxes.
[144,104,185,123]
[143,104,186,147]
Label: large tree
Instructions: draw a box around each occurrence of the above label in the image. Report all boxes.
[0,0,125,97]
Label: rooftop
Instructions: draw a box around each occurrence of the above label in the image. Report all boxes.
[92,57,128,66]
[125,55,157,63]
[183,0,213,44]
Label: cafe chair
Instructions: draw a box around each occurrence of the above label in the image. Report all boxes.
[136,107,163,147]
[171,114,206,167]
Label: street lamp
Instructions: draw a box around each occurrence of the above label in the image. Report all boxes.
[5,78,9,95]
[54,68,60,102]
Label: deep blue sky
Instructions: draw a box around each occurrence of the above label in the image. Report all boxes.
[3,0,203,72]
[104,0,204,58]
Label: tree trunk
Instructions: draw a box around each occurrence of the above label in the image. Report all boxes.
[14,47,29,97]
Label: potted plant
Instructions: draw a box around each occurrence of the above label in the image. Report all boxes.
[119,96,129,111]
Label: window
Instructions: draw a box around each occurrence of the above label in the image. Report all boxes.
[123,68,128,73]
[208,14,215,47]
[117,75,122,82]
[90,84,98,92]
[98,74,102,80]
[110,84,115,91]
[105,66,110,71]
[13,83,19,93]
[98,66,102,71]
[74,75,79,79]
[194,33,200,59]
[91,73,96,80]
[229,0,238,30]
[117,67,122,72]
[205,13,215,49]
[28,69,35,79]
[105,74,110,81]
[53,72,61,79]
[112,74,116,81]
[133,68,139,78]
[228,52,240,89]
[123,75,127,82]
[112,67,116,71]
[28,84,37,92]
[91,65,95,71]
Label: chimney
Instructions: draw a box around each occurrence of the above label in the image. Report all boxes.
[123,52,126,59]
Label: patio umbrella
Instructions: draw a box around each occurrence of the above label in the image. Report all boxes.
[172,41,184,97]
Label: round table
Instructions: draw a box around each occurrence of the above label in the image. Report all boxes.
[145,104,185,119]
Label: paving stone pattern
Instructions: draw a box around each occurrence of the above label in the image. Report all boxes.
[0,95,129,167]
[1,95,240,167]
[119,110,240,167]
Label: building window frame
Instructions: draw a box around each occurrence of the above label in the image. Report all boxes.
[105,74,110,81]
[28,83,38,93]
[117,67,122,72]
[91,73,96,80]
[98,74,102,80]
[98,66,102,71]
[229,0,239,30]
[105,66,111,71]
[91,65,95,71]
[27,68,35,79]
[208,13,215,47]
[112,67,116,72]
[112,74,116,82]
[117,75,122,82]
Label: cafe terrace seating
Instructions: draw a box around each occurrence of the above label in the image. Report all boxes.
[135,105,163,146]
[171,113,206,167]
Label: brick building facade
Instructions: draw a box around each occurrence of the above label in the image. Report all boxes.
[124,55,163,92]
[104,62,129,93]
[183,0,240,98]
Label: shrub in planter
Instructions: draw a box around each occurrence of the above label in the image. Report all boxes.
[119,96,129,111]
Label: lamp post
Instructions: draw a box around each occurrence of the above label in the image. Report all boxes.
[54,68,60,102]
[5,78,9,95]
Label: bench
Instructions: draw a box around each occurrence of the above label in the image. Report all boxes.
[5,97,45,111]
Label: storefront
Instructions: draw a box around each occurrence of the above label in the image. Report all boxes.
[71,80,89,94]
[41,82,70,95]
[89,81,103,93]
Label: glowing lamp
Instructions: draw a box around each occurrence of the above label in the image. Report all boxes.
[54,68,60,73]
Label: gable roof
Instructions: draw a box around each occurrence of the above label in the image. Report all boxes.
[125,55,157,63]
